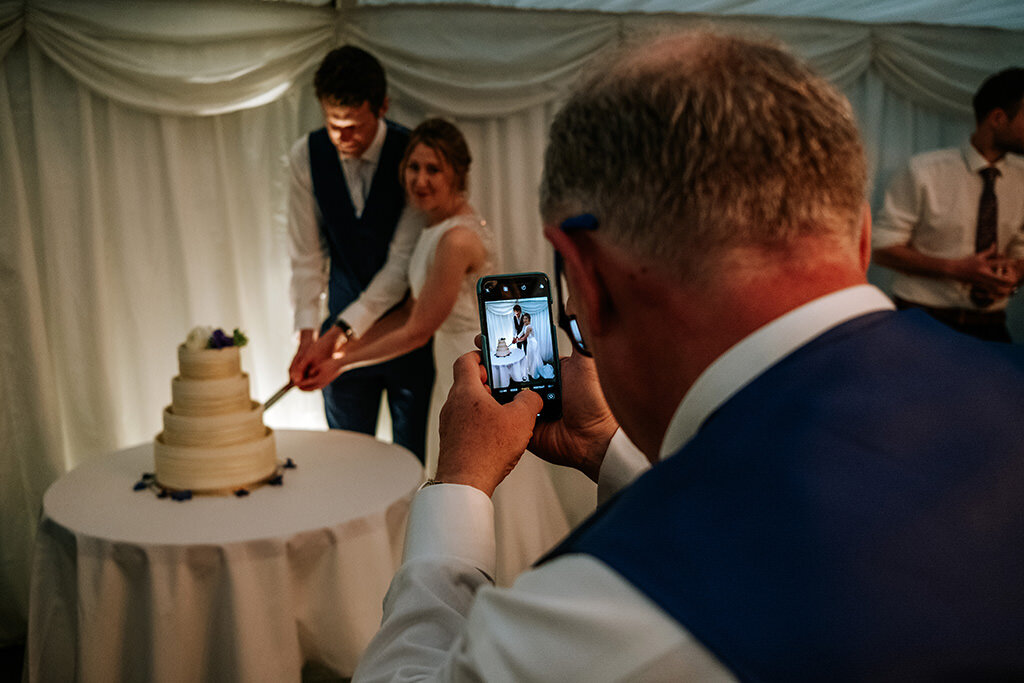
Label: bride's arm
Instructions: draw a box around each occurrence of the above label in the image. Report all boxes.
[342,298,414,351]
[297,226,487,388]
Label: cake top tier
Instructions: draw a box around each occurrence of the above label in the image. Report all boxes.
[176,325,249,380]
[178,344,241,379]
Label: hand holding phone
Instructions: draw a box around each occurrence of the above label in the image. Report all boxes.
[477,272,562,420]
[528,349,620,482]
[434,352,544,495]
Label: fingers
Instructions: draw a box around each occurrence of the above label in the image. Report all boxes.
[452,350,484,382]
[295,368,322,391]
[448,351,487,392]
[980,243,1000,258]
[982,270,1016,288]
[289,358,309,385]
[295,356,345,391]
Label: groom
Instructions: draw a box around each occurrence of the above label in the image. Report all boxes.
[286,45,433,463]
[512,304,527,356]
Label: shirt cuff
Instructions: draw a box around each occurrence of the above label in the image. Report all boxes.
[869,225,910,250]
[403,483,497,578]
[294,311,323,333]
[597,429,651,505]
[338,300,377,339]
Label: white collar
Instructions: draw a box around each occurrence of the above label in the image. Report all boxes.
[962,139,1020,174]
[658,285,895,460]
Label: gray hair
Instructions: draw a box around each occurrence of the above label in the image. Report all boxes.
[540,30,867,282]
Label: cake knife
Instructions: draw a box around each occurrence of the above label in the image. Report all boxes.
[262,381,294,411]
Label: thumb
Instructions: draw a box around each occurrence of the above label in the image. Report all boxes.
[451,351,489,395]
[510,388,544,420]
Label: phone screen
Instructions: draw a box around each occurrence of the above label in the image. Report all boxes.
[477,273,562,420]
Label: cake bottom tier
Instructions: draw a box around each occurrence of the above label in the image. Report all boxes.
[154,428,277,494]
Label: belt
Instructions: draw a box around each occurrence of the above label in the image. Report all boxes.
[893,297,1007,327]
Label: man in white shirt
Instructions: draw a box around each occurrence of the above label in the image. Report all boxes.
[872,67,1024,342]
[353,31,1024,681]
[287,46,433,462]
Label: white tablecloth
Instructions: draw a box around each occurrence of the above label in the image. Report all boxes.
[25,429,424,683]
[490,347,527,388]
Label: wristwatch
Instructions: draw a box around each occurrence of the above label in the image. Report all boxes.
[333,316,355,341]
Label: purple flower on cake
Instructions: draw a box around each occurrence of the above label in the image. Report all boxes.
[210,329,233,348]
[183,325,249,350]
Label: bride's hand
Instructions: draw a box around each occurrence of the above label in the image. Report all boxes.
[290,326,347,386]
[295,345,347,391]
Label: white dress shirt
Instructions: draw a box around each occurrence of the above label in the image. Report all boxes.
[287,119,424,334]
[872,142,1024,310]
[353,285,895,682]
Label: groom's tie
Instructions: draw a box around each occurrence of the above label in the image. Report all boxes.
[345,158,371,218]
[970,166,1000,308]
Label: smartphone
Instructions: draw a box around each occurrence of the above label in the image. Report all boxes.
[477,272,562,420]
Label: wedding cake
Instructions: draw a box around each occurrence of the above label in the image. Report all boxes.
[495,337,511,357]
[153,326,277,494]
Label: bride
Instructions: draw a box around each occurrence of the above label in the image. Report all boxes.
[293,118,569,584]
[513,313,544,380]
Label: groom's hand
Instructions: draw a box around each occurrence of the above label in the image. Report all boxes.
[435,352,542,496]
[294,326,346,391]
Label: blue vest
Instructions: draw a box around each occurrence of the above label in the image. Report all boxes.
[546,310,1024,681]
[308,120,409,320]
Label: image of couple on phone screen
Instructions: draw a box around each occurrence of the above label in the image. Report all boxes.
[485,299,555,389]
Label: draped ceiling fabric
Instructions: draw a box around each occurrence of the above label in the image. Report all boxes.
[1,0,1022,645]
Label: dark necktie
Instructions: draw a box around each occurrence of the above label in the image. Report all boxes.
[969,166,1000,308]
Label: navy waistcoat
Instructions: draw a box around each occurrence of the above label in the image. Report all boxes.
[546,310,1024,681]
[308,120,409,319]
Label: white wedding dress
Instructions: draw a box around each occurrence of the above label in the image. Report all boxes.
[521,324,543,380]
[407,213,570,584]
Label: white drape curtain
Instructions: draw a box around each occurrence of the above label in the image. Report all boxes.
[361,0,1024,30]
[2,0,1022,644]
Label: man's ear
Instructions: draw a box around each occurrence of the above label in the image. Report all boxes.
[544,224,611,340]
[377,96,390,118]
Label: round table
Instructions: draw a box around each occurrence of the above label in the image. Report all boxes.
[25,429,424,683]
[489,346,527,388]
